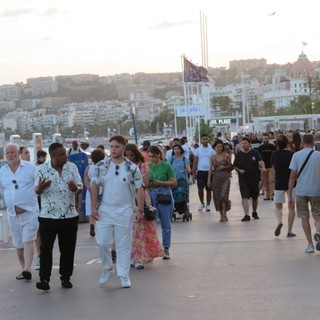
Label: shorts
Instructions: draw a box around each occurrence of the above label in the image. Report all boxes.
[273,189,296,204]
[239,178,259,199]
[296,195,320,219]
[196,171,210,190]
[8,213,39,249]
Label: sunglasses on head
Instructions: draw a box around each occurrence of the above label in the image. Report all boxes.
[115,165,119,176]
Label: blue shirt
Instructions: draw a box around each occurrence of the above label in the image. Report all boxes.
[289,148,320,196]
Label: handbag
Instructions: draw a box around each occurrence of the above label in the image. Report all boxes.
[144,204,157,221]
[293,150,314,188]
[156,192,172,205]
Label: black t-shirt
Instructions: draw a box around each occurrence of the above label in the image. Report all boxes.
[258,143,277,168]
[270,149,293,190]
[233,149,262,181]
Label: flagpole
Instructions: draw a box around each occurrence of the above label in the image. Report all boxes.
[181,55,189,138]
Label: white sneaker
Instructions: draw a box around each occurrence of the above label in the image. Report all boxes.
[134,262,144,269]
[205,205,211,212]
[198,204,205,212]
[99,269,112,286]
[305,244,314,253]
[34,256,40,270]
[163,248,170,260]
[120,276,131,288]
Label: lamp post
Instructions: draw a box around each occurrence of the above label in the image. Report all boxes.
[312,101,315,114]
[130,102,138,144]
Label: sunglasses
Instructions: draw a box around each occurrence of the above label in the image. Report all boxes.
[12,180,18,189]
[115,165,119,176]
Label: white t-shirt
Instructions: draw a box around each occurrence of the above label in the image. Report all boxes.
[181,144,190,159]
[0,160,39,217]
[194,145,215,171]
[99,161,142,228]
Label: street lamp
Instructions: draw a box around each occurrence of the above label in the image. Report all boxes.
[312,101,315,114]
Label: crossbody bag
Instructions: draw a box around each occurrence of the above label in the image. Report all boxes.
[294,149,314,188]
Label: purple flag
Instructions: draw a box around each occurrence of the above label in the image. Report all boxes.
[184,58,209,83]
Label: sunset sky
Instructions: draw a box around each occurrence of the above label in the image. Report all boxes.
[0,0,318,84]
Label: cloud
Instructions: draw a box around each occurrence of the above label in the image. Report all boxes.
[149,19,196,30]
[39,36,51,42]
[0,7,64,20]
[0,8,35,18]
[41,7,63,18]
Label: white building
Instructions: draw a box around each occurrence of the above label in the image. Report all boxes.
[0,85,21,100]
[26,77,58,96]
[262,52,315,109]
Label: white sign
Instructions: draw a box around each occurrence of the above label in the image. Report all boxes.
[177,105,205,117]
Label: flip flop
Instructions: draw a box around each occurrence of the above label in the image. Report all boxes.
[22,270,32,280]
[16,273,25,280]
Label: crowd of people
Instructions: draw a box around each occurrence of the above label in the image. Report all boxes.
[1,128,320,292]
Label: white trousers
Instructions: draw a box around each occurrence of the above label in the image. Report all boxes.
[95,222,132,278]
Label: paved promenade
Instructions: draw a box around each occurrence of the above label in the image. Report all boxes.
[0,175,319,320]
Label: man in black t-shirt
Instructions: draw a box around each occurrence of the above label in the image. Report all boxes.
[270,135,296,238]
[258,133,277,200]
[233,137,266,221]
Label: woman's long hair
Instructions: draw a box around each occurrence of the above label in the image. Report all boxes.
[125,143,145,163]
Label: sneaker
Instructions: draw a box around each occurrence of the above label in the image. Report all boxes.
[36,279,50,291]
[61,280,73,289]
[120,276,131,288]
[305,243,314,253]
[252,212,260,220]
[34,256,40,270]
[198,204,205,212]
[274,223,283,237]
[89,224,95,237]
[205,205,211,212]
[163,248,171,260]
[241,215,251,222]
[314,232,320,251]
[134,262,144,269]
[287,232,296,238]
[99,269,112,286]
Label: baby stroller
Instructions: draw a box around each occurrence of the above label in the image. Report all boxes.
[172,178,192,222]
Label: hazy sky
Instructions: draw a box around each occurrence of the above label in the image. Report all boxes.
[0,0,318,85]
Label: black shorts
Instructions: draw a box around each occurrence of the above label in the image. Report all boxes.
[239,177,259,199]
[196,171,210,190]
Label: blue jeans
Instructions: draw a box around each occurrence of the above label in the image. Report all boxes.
[149,188,174,249]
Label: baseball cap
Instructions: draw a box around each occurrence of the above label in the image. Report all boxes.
[72,140,78,145]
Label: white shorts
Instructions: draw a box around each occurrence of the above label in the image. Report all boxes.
[273,189,296,204]
[7,213,39,249]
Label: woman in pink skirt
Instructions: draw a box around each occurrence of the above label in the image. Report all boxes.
[125,144,164,269]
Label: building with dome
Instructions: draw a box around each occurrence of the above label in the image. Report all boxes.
[263,51,315,109]
[291,51,315,77]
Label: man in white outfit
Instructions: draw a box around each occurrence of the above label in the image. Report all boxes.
[192,134,215,212]
[91,135,144,288]
[0,144,39,281]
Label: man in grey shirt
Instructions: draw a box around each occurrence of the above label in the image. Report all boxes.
[288,133,320,253]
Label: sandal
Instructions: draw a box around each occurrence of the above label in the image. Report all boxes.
[16,273,25,280]
[22,270,32,280]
